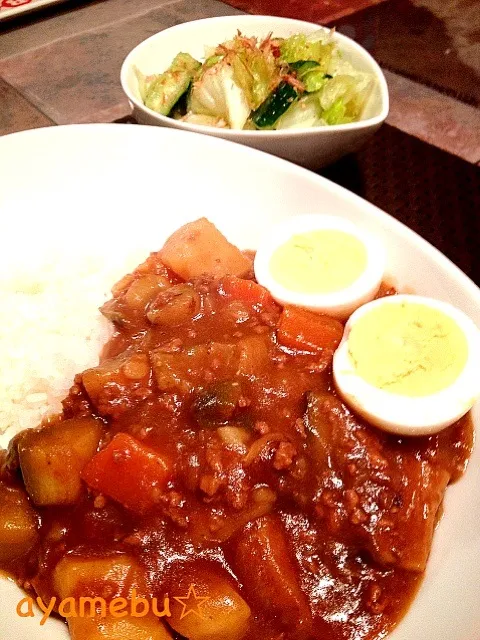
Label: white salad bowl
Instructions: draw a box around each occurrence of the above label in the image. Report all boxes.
[120,15,389,169]
[0,124,479,640]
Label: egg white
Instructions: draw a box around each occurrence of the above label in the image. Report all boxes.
[254,214,386,319]
[333,295,480,436]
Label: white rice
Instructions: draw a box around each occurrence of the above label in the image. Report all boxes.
[0,248,147,449]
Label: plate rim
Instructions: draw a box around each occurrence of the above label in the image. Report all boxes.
[1,121,480,640]
[2,122,478,302]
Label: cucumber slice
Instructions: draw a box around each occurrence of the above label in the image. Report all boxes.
[145,53,201,116]
[290,61,333,92]
[289,60,318,73]
[252,82,299,129]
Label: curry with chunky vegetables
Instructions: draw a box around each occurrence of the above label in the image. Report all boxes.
[0,218,473,640]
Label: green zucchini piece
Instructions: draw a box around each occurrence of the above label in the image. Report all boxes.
[252,82,299,129]
[145,53,201,116]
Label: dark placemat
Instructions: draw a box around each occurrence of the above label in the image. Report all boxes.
[333,0,480,108]
[321,123,480,284]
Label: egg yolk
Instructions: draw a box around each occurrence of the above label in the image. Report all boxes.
[269,230,367,294]
[347,302,469,397]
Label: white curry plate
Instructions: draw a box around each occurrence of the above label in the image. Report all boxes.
[0,124,479,639]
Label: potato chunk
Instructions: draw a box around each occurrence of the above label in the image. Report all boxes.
[124,274,172,311]
[55,555,173,639]
[168,570,250,640]
[82,352,151,417]
[236,336,269,376]
[147,284,200,326]
[18,417,102,506]
[150,342,237,394]
[67,615,173,640]
[54,554,145,600]
[160,218,252,279]
[0,484,38,563]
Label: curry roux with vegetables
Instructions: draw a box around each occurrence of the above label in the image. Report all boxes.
[0,218,473,640]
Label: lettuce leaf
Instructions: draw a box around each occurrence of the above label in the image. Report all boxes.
[292,61,331,93]
[134,66,149,102]
[278,70,371,128]
[189,60,250,129]
[274,93,323,129]
[315,72,372,122]
[318,74,358,110]
[181,113,227,127]
[215,34,281,110]
[322,98,353,125]
[280,30,334,70]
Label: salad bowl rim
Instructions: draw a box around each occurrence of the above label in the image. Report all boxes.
[120,14,390,135]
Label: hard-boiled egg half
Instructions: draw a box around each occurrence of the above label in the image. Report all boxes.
[333,294,480,436]
[254,215,386,319]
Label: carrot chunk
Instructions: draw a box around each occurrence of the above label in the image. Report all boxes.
[234,515,311,632]
[221,275,276,308]
[81,433,171,513]
[277,306,344,352]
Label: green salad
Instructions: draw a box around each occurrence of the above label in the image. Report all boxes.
[136,29,374,130]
